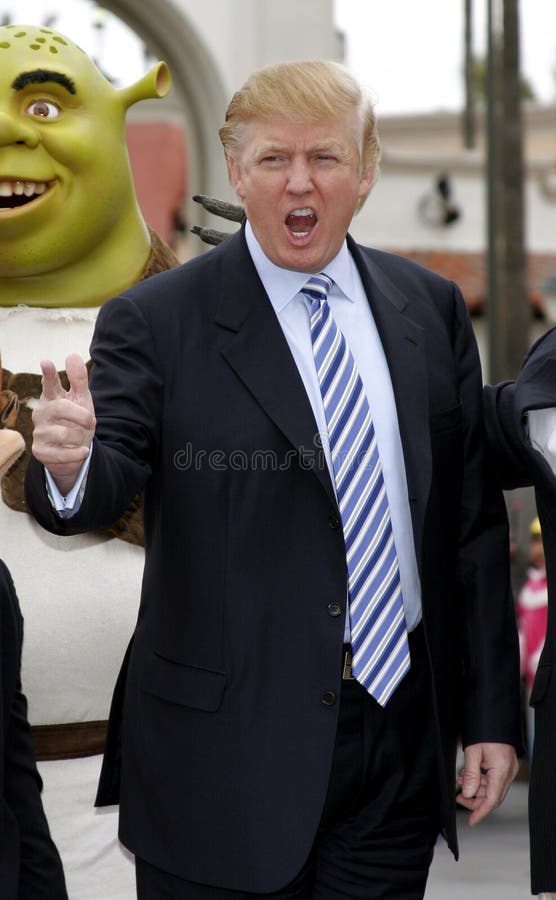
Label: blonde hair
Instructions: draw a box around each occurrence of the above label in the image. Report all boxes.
[219,59,380,205]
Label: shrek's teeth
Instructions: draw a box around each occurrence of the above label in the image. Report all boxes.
[0,180,48,198]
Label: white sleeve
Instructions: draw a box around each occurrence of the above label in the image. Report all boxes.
[527,407,556,475]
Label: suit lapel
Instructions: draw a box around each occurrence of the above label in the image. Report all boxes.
[213,230,337,507]
[348,237,432,562]
[212,229,433,545]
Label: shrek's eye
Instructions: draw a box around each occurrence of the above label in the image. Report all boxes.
[24,99,61,120]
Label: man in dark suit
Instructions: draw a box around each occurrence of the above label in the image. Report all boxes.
[0,559,68,899]
[0,430,67,899]
[485,330,556,898]
[25,60,521,899]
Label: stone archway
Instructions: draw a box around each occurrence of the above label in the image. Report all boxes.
[101,0,231,237]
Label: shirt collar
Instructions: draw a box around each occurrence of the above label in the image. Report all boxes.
[245,221,357,313]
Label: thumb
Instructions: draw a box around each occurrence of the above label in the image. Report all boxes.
[40,359,64,401]
[65,353,91,405]
[461,745,482,799]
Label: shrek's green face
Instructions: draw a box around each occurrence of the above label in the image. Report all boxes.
[0,25,150,277]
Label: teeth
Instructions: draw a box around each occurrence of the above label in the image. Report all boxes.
[291,208,313,216]
[0,180,49,198]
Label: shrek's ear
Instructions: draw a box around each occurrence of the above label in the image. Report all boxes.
[119,62,171,110]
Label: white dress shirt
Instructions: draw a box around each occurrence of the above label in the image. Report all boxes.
[245,223,422,634]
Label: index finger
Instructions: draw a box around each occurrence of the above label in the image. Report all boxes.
[65,353,90,403]
[40,359,65,401]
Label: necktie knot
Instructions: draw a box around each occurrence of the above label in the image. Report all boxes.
[301,273,333,309]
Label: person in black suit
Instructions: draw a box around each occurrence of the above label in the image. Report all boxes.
[485,329,556,898]
[0,430,67,899]
[25,60,522,899]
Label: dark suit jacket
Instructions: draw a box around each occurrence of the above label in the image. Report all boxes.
[25,228,522,893]
[0,560,67,899]
[485,327,556,894]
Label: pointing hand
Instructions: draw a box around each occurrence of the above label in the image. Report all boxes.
[32,353,96,494]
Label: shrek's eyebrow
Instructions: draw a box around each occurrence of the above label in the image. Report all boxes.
[11,69,76,95]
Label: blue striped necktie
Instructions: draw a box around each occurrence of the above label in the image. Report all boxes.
[302,272,410,706]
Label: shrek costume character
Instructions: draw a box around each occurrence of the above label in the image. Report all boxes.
[0,24,178,899]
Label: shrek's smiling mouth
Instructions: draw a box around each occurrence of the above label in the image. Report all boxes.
[0,180,53,210]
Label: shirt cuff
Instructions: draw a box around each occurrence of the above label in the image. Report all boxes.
[45,446,92,518]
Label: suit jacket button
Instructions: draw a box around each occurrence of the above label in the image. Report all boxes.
[328,514,341,531]
[327,602,343,617]
[322,691,337,707]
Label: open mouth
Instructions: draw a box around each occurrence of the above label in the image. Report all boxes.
[0,180,51,210]
[286,207,317,238]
